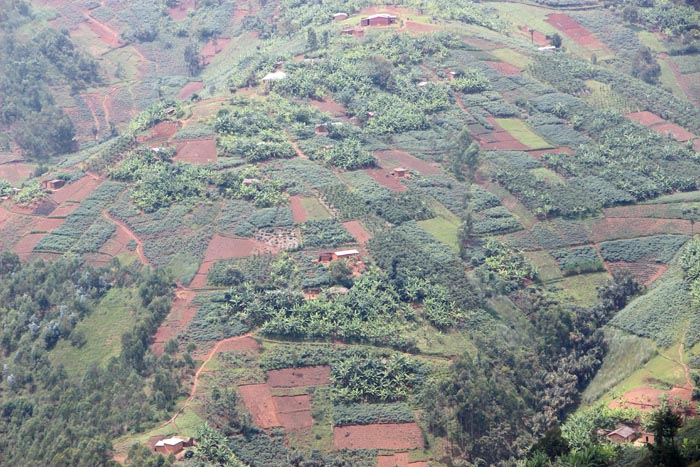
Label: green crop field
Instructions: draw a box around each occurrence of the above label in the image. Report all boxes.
[495,118,553,149]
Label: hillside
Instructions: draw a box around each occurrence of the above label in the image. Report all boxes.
[1,0,700,466]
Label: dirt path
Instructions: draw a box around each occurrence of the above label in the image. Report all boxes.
[289,137,308,159]
[679,331,692,389]
[159,333,254,429]
[102,209,149,265]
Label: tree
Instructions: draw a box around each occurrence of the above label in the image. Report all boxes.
[306,27,318,51]
[648,406,684,467]
[184,43,203,76]
[550,33,562,48]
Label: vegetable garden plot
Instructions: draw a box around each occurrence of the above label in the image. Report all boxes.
[151,288,199,355]
[266,366,331,389]
[178,81,205,100]
[333,423,424,450]
[273,395,314,431]
[377,453,427,467]
[589,217,691,242]
[625,112,697,142]
[50,176,101,204]
[290,196,308,223]
[485,61,521,76]
[343,221,372,246]
[606,262,667,287]
[239,384,281,429]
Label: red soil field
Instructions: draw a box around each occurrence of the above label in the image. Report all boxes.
[201,38,231,64]
[652,122,695,142]
[34,217,64,232]
[309,98,356,124]
[402,21,439,34]
[273,395,314,431]
[239,384,281,428]
[518,25,550,47]
[360,5,419,16]
[50,176,101,204]
[83,14,123,48]
[138,121,181,143]
[50,202,81,218]
[178,81,205,101]
[98,222,132,258]
[343,220,372,246]
[545,13,608,51]
[152,288,199,355]
[290,196,308,223]
[607,262,668,287]
[168,0,196,20]
[364,168,408,192]
[485,61,521,76]
[626,111,665,127]
[267,366,331,388]
[603,204,674,218]
[174,138,217,164]
[375,149,443,175]
[12,233,45,261]
[377,453,428,467]
[609,386,694,413]
[0,212,39,252]
[217,336,259,353]
[334,423,424,450]
[470,117,530,151]
[189,235,262,288]
[589,217,691,242]
[0,162,33,185]
[527,147,574,158]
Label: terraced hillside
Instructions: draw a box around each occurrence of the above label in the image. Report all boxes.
[1,0,700,466]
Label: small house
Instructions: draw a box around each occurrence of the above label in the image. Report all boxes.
[333,12,348,20]
[607,425,637,443]
[333,249,359,260]
[360,14,398,27]
[41,179,65,191]
[315,124,329,135]
[154,437,187,455]
[392,167,408,178]
[637,432,655,445]
[261,71,287,91]
[318,251,334,262]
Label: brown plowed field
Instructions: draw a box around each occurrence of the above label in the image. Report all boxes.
[626,111,665,127]
[364,168,408,192]
[0,162,33,184]
[518,25,550,47]
[333,423,424,450]
[606,262,667,286]
[267,366,331,388]
[403,21,439,34]
[473,117,530,151]
[50,176,101,204]
[239,384,281,428]
[98,222,132,258]
[217,336,259,352]
[603,204,675,218]
[50,203,81,218]
[290,196,308,223]
[202,38,231,64]
[375,149,443,174]
[652,122,695,142]
[377,453,428,467]
[138,121,181,143]
[485,61,521,76]
[545,13,608,51]
[34,217,64,232]
[189,235,262,288]
[609,386,694,413]
[178,82,205,100]
[343,221,372,246]
[589,217,691,242]
[12,233,44,261]
[151,287,198,355]
[309,97,356,124]
[273,395,314,431]
[527,147,574,158]
[174,138,217,164]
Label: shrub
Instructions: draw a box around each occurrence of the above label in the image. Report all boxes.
[599,235,689,263]
[551,246,605,276]
[300,219,354,247]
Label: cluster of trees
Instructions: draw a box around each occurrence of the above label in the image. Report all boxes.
[0,2,99,158]
[0,254,187,466]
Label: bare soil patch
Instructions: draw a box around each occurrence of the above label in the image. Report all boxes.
[82,11,123,48]
[518,25,550,47]
[607,262,668,286]
[217,336,259,353]
[0,162,33,185]
[168,0,196,20]
[152,288,198,355]
[51,176,101,204]
[546,13,608,51]
[360,5,419,16]
[309,97,356,124]
[375,149,443,175]
[189,235,262,288]
[99,222,132,258]
[50,202,81,218]
[343,221,372,246]
[34,217,64,232]
[377,453,428,467]
[178,82,205,101]
[201,38,231,65]
[138,121,181,143]
[267,366,331,389]
[290,196,308,223]
[589,217,691,242]
[273,395,314,431]
[609,386,694,414]
[174,138,217,164]
[652,122,695,142]
[334,423,424,450]
[403,20,439,34]
[239,384,281,429]
[12,233,45,261]
[364,168,408,192]
[626,111,665,127]
[485,61,521,76]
